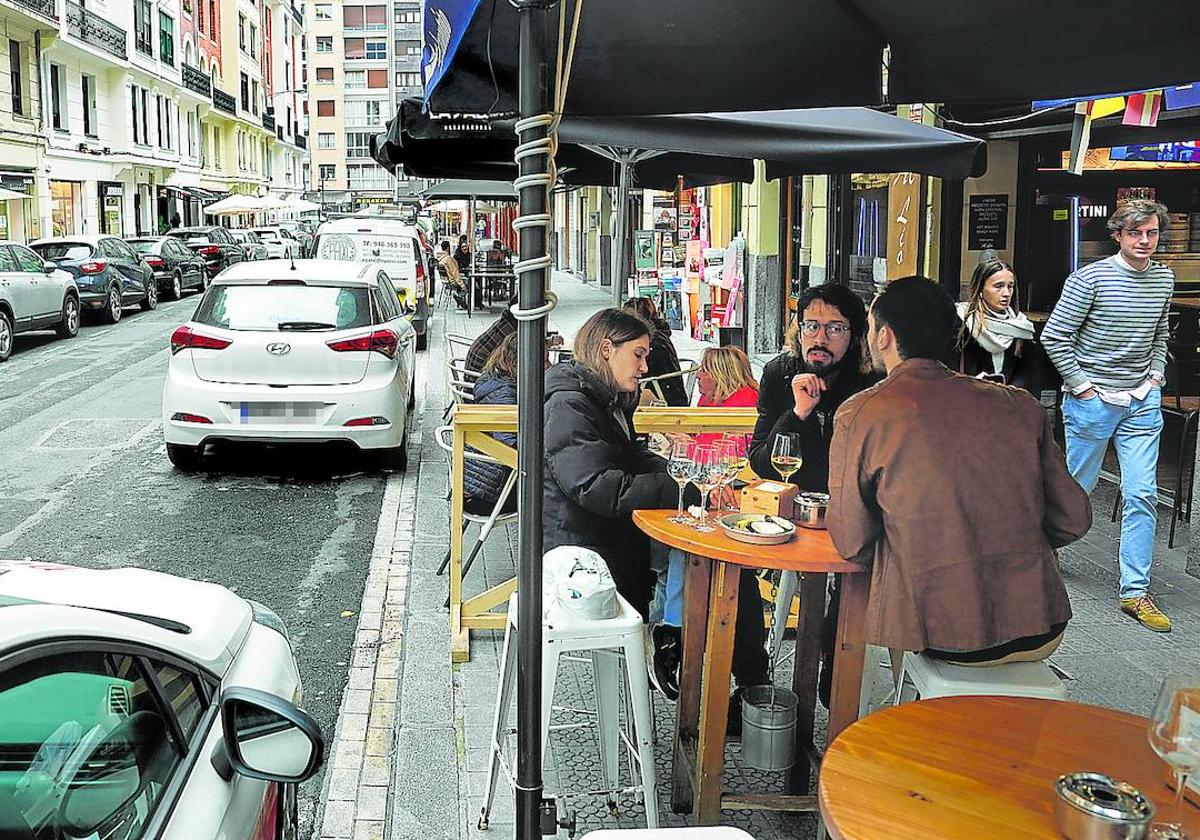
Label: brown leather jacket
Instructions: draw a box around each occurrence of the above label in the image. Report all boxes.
[826,359,1091,652]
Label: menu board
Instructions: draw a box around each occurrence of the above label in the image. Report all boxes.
[968,194,1009,251]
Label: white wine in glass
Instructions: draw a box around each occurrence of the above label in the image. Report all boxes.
[667,441,693,524]
[1148,672,1200,839]
[771,433,803,483]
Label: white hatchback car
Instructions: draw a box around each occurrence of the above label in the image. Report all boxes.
[249,228,300,260]
[0,559,322,839]
[161,259,416,471]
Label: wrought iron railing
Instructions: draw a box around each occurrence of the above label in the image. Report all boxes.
[262,108,276,132]
[10,0,56,22]
[213,88,236,115]
[181,63,212,98]
[66,1,127,60]
[294,133,307,150]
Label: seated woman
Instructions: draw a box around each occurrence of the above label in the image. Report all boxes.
[654,346,760,703]
[463,334,519,517]
[544,312,768,727]
[622,296,690,407]
[955,258,1036,389]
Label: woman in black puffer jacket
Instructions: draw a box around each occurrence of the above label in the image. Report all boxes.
[463,334,519,516]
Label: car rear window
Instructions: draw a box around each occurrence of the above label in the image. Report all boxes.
[168,230,208,245]
[193,284,373,332]
[31,242,93,260]
[129,240,157,253]
[252,230,281,241]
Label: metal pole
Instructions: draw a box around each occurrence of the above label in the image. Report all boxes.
[612,151,632,307]
[515,1,551,837]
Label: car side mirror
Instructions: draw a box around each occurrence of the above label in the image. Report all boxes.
[43,260,58,273]
[220,687,324,783]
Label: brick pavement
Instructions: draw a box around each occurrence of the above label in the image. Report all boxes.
[316,272,1200,839]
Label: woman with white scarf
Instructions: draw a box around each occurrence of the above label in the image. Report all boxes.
[955,258,1037,389]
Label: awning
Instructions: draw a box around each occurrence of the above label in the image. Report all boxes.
[425,1,1200,116]
[419,179,518,201]
[0,187,28,201]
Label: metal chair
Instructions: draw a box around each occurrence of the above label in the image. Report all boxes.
[446,332,476,363]
[640,363,700,404]
[433,425,518,594]
[443,357,483,420]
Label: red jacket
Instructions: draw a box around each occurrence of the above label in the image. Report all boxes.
[696,385,758,450]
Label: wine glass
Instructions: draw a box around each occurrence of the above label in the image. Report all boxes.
[716,437,743,513]
[689,445,718,531]
[1148,672,1200,839]
[667,440,693,523]
[771,433,803,483]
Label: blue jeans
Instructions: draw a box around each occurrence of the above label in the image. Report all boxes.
[662,548,685,627]
[1061,389,1163,599]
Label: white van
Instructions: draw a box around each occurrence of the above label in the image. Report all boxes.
[313,217,429,349]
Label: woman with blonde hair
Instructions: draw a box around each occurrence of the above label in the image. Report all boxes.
[693,345,758,450]
[955,258,1036,388]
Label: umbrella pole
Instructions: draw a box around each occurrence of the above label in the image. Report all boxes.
[514,1,551,838]
[612,150,633,307]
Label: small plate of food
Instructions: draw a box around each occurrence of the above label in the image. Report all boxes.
[718,513,796,545]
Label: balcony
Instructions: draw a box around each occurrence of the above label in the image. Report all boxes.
[295,133,307,150]
[262,108,276,132]
[7,0,56,23]
[213,88,237,115]
[181,63,212,98]
[65,1,127,60]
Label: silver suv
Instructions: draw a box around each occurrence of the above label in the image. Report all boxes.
[0,240,80,362]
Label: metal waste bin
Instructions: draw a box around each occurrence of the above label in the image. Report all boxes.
[740,684,798,771]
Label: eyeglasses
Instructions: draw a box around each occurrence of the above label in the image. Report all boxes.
[1121,228,1160,240]
[800,320,851,339]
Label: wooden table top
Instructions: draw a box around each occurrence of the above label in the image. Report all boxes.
[819,696,1200,839]
[450,404,757,435]
[632,508,863,573]
[1171,296,1200,310]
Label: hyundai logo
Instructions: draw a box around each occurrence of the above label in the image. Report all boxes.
[265,342,291,356]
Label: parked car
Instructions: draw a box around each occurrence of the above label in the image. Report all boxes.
[161,259,416,471]
[313,218,430,350]
[30,235,156,324]
[0,558,324,839]
[249,227,299,260]
[166,226,245,278]
[0,241,80,362]
[229,230,270,262]
[275,221,314,257]
[128,236,209,300]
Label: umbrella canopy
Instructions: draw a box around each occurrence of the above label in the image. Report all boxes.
[419,179,518,201]
[285,198,322,213]
[425,0,1200,116]
[0,187,28,201]
[203,194,264,215]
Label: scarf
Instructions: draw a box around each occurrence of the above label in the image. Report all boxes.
[956,301,1035,374]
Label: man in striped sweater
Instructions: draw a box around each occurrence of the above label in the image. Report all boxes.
[1042,199,1175,632]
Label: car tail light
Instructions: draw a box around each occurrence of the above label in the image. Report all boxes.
[80,259,107,275]
[326,329,399,359]
[171,325,232,354]
[170,412,213,424]
[198,245,221,257]
[344,416,389,427]
[144,256,165,268]
[414,257,426,299]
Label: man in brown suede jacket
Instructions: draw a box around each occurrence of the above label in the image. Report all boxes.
[827,277,1092,663]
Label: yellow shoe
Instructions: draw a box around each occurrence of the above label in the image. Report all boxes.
[1120,595,1172,633]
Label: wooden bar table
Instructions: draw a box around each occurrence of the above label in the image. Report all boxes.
[632,509,869,825]
[819,696,1200,839]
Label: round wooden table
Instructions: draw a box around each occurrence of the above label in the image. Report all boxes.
[632,509,869,825]
[819,696,1200,839]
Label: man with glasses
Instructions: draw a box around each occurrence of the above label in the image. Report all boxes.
[1042,199,1176,632]
[748,284,880,707]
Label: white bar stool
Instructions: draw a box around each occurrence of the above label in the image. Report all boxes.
[479,593,659,831]
[893,651,1067,704]
[580,829,756,838]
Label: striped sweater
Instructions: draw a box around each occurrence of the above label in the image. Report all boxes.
[1041,255,1173,392]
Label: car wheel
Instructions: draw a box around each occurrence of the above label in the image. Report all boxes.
[141,278,158,311]
[415,330,428,351]
[55,295,80,339]
[0,309,12,362]
[166,442,203,471]
[376,433,408,472]
[102,285,122,324]
[169,272,183,301]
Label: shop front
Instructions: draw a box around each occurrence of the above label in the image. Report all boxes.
[98,182,125,235]
[49,181,82,237]
[0,171,37,242]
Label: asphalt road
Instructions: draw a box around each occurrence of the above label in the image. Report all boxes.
[0,294,387,837]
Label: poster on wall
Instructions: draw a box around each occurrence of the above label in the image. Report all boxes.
[634,230,657,271]
[653,195,677,232]
[967,194,1009,251]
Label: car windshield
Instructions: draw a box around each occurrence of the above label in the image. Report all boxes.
[193,284,372,332]
[31,242,92,260]
[129,241,157,253]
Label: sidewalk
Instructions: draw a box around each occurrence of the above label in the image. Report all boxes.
[317,272,1200,840]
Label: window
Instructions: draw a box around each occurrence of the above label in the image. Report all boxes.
[344,38,364,59]
[347,162,390,190]
[156,94,164,146]
[142,89,150,143]
[345,131,372,158]
[239,14,246,50]
[315,2,331,18]
[249,24,257,59]
[316,99,335,117]
[344,70,365,89]
[131,85,152,145]
[365,39,386,60]
[82,74,96,137]
[11,244,44,272]
[345,99,383,123]
[394,8,419,23]
[0,652,190,838]
[186,109,195,156]
[208,0,216,37]
[251,79,259,115]
[159,13,175,65]
[315,36,332,52]
[49,63,65,131]
[367,69,387,88]
[395,71,420,88]
[319,163,336,181]
[8,40,22,116]
[135,0,153,55]
[240,72,250,111]
[315,67,334,84]
[197,0,204,32]
[343,5,362,27]
[317,132,335,148]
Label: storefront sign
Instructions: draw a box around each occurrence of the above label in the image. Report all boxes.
[887,172,922,280]
[967,193,1009,251]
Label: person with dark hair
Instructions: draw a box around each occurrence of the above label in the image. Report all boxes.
[622,296,689,407]
[438,240,469,310]
[463,333,519,515]
[955,258,1035,388]
[744,283,879,707]
[544,309,768,724]
[827,276,1091,668]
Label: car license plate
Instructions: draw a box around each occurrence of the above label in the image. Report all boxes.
[237,402,324,425]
